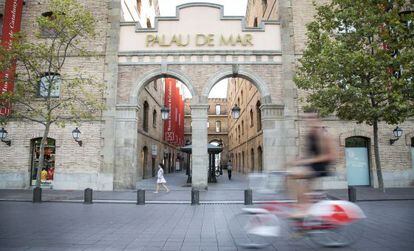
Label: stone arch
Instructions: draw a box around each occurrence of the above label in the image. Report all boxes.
[129,67,197,105]
[202,66,272,103]
[339,129,373,146]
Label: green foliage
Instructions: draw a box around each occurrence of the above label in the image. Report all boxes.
[0,0,104,127]
[295,0,414,125]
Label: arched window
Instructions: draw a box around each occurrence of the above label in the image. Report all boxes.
[146,18,152,28]
[238,124,241,141]
[152,109,157,128]
[137,0,142,14]
[254,17,258,27]
[258,146,263,172]
[241,90,244,104]
[141,146,148,178]
[0,14,3,36]
[39,73,61,98]
[242,151,245,173]
[30,138,56,186]
[262,0,268,12]
[250,109,254,127]
[251,148,255,172]
[241,120,244,135]
[143,101,149,132]
[256,101,262,132]
[40,11,57,37]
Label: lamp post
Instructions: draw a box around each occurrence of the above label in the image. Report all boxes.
[72,127,83,146]
[390,126,403,145]
[0,128,11,146]
[161,106,170,121]
[231,104,241,119]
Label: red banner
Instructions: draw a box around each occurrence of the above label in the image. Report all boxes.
[163,78,185,146]
[0,0,24,116]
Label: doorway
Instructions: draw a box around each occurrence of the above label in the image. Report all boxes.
[345,137,370,186]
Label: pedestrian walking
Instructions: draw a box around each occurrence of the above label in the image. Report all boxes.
[227,160,233,180]
[154,163,170,193]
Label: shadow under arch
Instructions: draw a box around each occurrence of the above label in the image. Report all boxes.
[202,66,272,103]
[129,67,197,105]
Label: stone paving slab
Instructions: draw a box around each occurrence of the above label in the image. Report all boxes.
[0,201,413,250]
[327,187,414,201]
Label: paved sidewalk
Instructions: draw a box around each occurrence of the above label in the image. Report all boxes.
[0,200,413,250]
[1,171,413,203]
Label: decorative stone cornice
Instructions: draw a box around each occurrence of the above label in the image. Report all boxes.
[260,104,284,119]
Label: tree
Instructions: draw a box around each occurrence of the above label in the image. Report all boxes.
[0,0,104,188]
[294,0,414,190]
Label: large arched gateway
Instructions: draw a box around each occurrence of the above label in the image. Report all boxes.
[107,3,297,190]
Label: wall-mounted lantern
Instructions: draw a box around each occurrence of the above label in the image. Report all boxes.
[0,128,11,146]
[72,127,83,147]
[390,126,403,145]
[231,104,241,119]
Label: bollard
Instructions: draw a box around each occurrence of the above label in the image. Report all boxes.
[244,189,253,205]
[33,187,42,203]
[84,188,93,204]
[191,189,199,205]
[348,186,356,202]
[137,189,145,205]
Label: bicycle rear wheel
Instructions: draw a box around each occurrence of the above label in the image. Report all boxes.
[305,216,365,247]
[229,211,279,249]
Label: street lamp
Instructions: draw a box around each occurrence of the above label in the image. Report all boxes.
[390,126,403,145]
[161,106,170,121]
[231,104,241,119]
[72,127,83,146]
[0,127,11,146]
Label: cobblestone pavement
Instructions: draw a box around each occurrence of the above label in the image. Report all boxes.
[0,200,413,251]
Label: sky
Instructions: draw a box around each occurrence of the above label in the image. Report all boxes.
[159,0,243,98]
[158,0,248,16]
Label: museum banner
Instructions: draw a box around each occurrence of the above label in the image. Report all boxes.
[0,0,24,116]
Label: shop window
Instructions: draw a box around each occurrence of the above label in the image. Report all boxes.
[143,101,149,132]
[30,138,56,187]
[215,121,221,133]
[39,73,61,98]
[256,101,262,131]
[40,11,57,37]
[146,18,152,28]
[137,0,142,14]
[215,104,221,115]
[152,109,157,128]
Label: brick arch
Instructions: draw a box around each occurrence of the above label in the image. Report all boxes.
[202,66,272,104]
[405,131,414,146]
[129,67,196,105]
[339,129,373,146]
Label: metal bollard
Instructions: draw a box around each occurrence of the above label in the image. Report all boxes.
[137,189,145,205]
[33,187,42,203]
[244,189,253,205]
[191,189,199,205]
[348,186,356,202]
[84,188,93,204]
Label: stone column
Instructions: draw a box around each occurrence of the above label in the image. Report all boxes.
[114,105,139,190]
[261,104,286,171]
[190,103,209,190]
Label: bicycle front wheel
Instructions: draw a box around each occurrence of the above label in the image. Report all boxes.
[228,211,279,249]
[305,216,365,247]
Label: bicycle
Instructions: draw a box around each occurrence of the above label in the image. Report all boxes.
[228,171,366,249]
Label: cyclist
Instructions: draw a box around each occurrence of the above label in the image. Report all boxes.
[287,111,337,218]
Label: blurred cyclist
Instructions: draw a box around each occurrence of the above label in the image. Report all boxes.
[287,111,336,218]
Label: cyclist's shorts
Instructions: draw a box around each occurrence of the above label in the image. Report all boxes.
[309,162,331,178]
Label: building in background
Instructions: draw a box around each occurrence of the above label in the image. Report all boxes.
[121,0,159,28]
[227,78,263,174]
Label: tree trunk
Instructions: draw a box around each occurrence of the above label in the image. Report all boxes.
[36,124,51,188]
[373,120,384,191]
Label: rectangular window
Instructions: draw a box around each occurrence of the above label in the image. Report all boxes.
[39,75,61,98]
[215,104,221,115]
[215,121,221,133]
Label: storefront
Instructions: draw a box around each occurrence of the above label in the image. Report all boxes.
[30,138,56,188]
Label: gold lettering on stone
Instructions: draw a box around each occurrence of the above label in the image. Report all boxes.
[196,34,207,46]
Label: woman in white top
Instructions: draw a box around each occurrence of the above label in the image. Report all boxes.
[154,163,170,193]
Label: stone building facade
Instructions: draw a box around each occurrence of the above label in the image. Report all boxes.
[0,1,413,190]
[227,78,263,174]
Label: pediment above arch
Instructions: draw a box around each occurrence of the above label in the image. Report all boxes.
[119,3,281,55]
